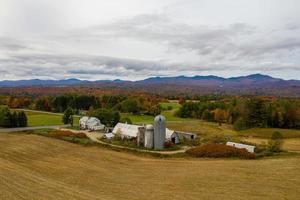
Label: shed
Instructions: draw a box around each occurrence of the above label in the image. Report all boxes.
[176,131,197,140]
[166,128,180,144]
[104,132,115,139]
[226,142,255,153]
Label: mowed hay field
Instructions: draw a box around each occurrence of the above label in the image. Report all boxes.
[1,134,300,200]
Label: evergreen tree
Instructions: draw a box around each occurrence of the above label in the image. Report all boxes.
[18,111,28,127]
[63,108,74,126]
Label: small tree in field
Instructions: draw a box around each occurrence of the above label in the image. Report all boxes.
[63,108,74,126]
[268,131,284,153]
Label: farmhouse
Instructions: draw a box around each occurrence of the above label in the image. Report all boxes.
[79,117,105,131]
[226,142,255,153]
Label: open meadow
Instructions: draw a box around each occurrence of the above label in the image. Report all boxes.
[1,133,300,200]
[19,110,80,127]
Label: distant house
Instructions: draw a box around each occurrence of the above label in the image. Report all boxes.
[79,117,105,131]
[166,128,180,144]
[226,142,255,153]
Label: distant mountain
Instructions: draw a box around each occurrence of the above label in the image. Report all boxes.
[0,74,300,97]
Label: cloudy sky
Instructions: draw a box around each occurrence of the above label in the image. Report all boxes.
[0,0,300,80]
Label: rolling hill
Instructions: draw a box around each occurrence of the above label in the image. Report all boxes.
[0,74,300,96]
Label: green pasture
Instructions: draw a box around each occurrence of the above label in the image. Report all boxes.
[24,111,80,127]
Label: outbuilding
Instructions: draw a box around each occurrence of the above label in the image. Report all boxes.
[226,142,255,153]
[166,128,180,144]
[176,131,197,140]
[79,117,105,131]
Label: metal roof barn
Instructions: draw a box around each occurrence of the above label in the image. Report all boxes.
[112,123,143,138]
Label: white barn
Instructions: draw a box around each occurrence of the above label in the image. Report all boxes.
[226,142,255,153]
[79,117,105,131]
[112,123,143,139]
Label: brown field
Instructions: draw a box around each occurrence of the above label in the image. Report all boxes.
[1,133,300,200]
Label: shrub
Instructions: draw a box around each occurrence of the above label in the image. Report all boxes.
[186,144,256,159]
[164,141,174,148]
[49,130,87,138]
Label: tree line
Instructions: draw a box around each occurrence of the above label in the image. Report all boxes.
[0,106,27,127]
[1,94,162,116]
[176,97,300,130]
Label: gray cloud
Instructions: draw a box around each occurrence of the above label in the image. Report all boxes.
[0,1,300,80]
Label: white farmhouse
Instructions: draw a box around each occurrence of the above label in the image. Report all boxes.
[79,117,105,131]
[226,142,255,153]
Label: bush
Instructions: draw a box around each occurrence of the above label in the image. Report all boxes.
[49,130,87,138]
[164,141,174,148]
[186,144,256,159]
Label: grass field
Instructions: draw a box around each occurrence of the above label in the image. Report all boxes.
[240,137,300,152]
[159,102,181,110]
[237,128,300,138]
[1,133,299,200]
[23,111,80,127]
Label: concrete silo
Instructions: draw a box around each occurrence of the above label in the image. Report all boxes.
[144,124,154,149]
[154,115,166,150]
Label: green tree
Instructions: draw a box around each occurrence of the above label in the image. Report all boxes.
[17,111,28,127]
[120,99,141,114]
[268,131,284,153]
[148,105,161,116]
[62,108,74,126]
[91,108,120,127]
[0,105,12,127]
[245,98,268,128]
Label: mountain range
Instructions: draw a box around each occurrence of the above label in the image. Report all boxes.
[0,74,300,96]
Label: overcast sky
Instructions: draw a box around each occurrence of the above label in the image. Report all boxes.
[0,0,300,80]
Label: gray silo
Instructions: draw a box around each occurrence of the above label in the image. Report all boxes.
[144,124,154,149]
[154,115,166,150]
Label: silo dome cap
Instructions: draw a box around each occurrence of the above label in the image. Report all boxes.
[146,124,154,129]
[154,115,166,122]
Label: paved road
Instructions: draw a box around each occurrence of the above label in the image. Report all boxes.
[0,125,70,133]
